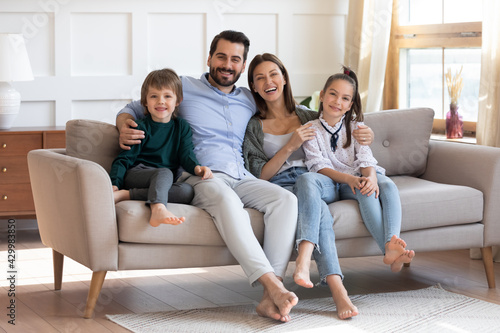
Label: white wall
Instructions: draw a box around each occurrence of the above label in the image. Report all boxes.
[1,0,349,126]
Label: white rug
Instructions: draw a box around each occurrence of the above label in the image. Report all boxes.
[106,285,500,332]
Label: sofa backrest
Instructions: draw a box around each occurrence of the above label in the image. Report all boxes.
[66,119,121,173]
[65,107,434,177]
[364,107,434,177]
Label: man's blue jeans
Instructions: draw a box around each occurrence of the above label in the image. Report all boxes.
[270,167,343,284]
[339,173,402,254]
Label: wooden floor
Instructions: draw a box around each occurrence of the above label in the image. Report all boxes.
[1,229,499,333]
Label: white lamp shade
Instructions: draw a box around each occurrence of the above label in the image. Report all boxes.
[0,33,34,82]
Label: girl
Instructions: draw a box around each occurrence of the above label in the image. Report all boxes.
[303,66,415,273]
[243,54,374,319]
[110,68,212,227]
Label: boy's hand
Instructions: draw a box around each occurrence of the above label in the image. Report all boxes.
[119,118,145,150]
[112,185,119,192]
[195,166,213,180]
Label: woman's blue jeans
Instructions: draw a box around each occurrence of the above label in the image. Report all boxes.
[339,173,402,254]
[270,167,343,284]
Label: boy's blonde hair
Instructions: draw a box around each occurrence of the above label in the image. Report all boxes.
[140,68,183,117]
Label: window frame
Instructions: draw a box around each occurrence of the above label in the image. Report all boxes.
[383,0,482,136]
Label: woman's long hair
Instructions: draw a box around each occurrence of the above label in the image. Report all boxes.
[318,65,363,148]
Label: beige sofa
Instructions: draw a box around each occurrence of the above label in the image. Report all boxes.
[27,107,500,318]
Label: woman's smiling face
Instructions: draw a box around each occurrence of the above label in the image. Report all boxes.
[251,61,287,104]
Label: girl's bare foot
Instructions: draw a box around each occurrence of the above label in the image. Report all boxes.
[149,203,185,227]
[113,189,130,204]
[327,275,359,320]
[383,235,406,265]
[294,241,315,288]
[390,250,415,272]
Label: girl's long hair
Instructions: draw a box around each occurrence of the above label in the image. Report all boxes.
[318,65,363,148]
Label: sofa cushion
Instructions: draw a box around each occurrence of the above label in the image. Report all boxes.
[330,175,483,240]
[66,119,121,173]
[116,201,265,246]
[364,108,434,177]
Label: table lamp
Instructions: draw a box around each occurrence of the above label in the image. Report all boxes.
[0,33,34,129]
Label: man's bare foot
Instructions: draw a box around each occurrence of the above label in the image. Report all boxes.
[383,235,407,265]
[256,274,298,322]
[256,289,298,322]
[113,189,130,204]
[149,203,185,227]
[327,275,359,320]
[390,250,415,272]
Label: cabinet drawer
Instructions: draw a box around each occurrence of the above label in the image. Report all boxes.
[0,156,30,184]
[0,134,42,156]
[0,183,34,212]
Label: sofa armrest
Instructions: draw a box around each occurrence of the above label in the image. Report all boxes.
[422,140,500,246]
[28,149,119,271]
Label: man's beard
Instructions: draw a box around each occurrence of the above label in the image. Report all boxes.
[209,66,242,87]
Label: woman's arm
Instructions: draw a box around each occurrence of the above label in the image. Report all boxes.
[259,123,316,180]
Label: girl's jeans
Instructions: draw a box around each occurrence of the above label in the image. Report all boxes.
[339,173,402,253]
[270,167,343,283]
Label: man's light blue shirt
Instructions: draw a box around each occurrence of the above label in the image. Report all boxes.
[118,73,257,179]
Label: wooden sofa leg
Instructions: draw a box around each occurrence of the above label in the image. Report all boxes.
[480,246,496,288]
[83,271,107,319]
[53,250,64,290]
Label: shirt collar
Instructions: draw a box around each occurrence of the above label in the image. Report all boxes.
[201,73,239,95]
[319,113,344,133]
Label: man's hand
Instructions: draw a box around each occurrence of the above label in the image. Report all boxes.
[119,118,145,150]
[353,124,374,146]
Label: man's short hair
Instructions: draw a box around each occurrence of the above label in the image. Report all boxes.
[209,30,250,62]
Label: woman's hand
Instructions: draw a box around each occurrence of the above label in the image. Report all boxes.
[352,124,374,146]
[195,166,213,180]
[284,123,316,153]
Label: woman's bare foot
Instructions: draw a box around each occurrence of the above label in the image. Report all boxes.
[294,241,315,288]
[390,250,415,272]
[383,235,407,265]
[326,275,358,320]
[256,274,299,322]
[149,203,185,227]
[113,189,130,204]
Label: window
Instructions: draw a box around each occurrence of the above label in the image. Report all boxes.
[384,0,483,136]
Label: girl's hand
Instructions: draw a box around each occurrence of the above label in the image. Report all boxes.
[346,175,367,195]
[285,123,316,153]
[359,175,379,198]
[112,185,119,192]
[195,166,213,180]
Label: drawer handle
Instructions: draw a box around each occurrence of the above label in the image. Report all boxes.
[1,143,6,149]
[2,195,7,200]
[2,167,6,173]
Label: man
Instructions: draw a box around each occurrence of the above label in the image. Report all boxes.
[117,30,299,322]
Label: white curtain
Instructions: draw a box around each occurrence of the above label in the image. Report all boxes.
[472,0,500,262]
[344,0,393,113]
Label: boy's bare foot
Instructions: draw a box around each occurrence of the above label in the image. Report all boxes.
[327,275,359,320]
[149,204,185,227]
[390,250,415,272]
[113,189,130,204]
[256,274,298,322]
[383,235,407,265]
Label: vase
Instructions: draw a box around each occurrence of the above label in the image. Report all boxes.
[445,103,463,139]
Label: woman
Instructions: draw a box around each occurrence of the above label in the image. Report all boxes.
[243,53,373,319]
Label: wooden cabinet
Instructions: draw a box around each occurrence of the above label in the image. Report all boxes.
[0,127,65,218]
